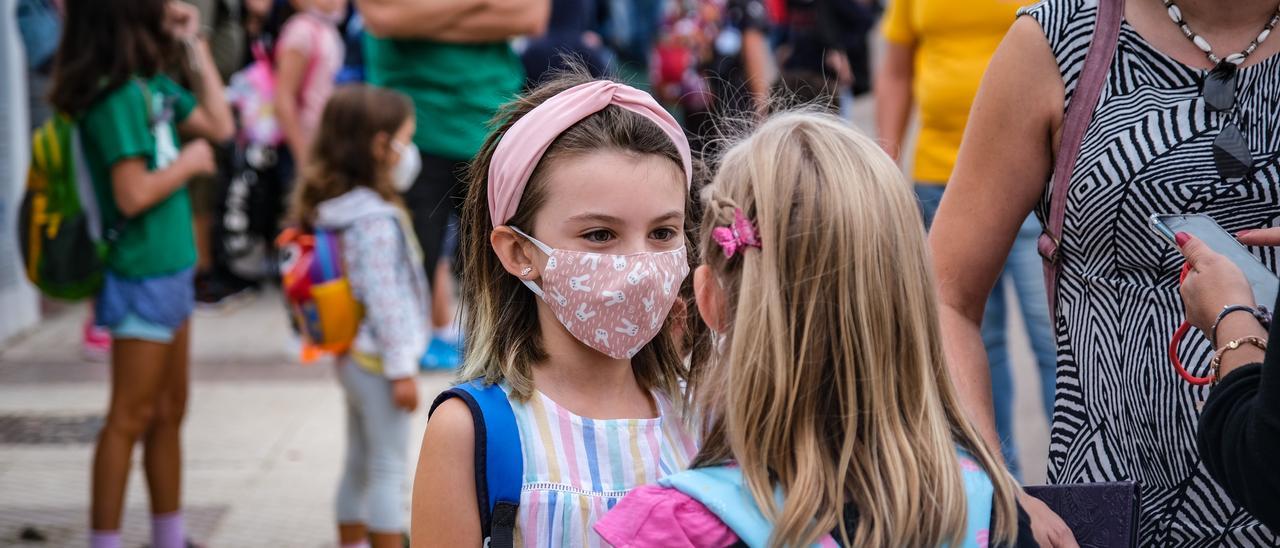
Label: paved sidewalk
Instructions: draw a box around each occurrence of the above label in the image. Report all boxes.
[0,291,454,547]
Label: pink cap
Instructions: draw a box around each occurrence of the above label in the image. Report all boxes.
[487,80,693,227]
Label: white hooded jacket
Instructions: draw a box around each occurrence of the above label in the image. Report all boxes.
[315,187,429,379]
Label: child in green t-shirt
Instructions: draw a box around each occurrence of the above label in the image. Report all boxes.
[47,1,234,547]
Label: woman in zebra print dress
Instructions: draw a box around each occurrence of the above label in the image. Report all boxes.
[929,0,1280,545]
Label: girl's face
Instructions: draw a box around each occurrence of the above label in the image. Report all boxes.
[383,117,416,169]
[530,151,686,255]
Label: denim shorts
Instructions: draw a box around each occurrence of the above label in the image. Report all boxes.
[110,313,178,343]
[95,267,195,343]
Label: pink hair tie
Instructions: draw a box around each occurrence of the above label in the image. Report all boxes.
[487,80,693,227]
[711,209,761,258]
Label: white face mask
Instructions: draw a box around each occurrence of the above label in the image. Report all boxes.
[390,141,421,193]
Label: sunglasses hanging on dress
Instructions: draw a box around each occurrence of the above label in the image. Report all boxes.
[1163,0,1280,179]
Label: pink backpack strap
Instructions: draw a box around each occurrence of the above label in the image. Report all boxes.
[1038,0,1125,319]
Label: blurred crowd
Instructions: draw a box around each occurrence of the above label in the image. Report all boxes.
[17,0,884,363]
[11,0,1280,546]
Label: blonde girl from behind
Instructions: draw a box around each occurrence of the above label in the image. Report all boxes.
[596,112,1032,547]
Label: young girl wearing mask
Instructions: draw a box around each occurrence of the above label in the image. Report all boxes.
[411,71,700,547]
[595,113,1037,547]
[288,84,427,548]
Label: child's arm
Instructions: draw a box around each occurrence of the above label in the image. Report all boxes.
[412,398,482,546]
[273,45,310,168]
[111,141,216,218]
[169,4,234,143]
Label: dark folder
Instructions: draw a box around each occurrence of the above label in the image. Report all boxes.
[1023,481,1140,548]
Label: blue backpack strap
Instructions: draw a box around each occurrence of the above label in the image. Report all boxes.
[954,448,995,548]
[429,380,523,548]
[313,230,338,281]
[659,466,789,547]
[662,450,996,548]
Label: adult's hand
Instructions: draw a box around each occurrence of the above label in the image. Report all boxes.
[1019,490,1080,548]
[1176,233,1255,335]
[1237,227,1280,247]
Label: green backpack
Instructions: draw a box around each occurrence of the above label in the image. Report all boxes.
[17,114,110,300]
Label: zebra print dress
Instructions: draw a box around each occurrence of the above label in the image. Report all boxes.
[1021,0,1280,545]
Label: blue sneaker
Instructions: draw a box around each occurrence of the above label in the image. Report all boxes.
[420,337,462,371]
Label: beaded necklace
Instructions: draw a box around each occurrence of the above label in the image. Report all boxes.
[1161,0,1280,65]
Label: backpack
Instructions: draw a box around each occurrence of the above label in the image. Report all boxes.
[429,381,524,548]
[227,43,285,147]
[217,142,285,281]
[277,227,362,362]
[227,26,325,147]
[17,114,109,300]
[660,448,996,547]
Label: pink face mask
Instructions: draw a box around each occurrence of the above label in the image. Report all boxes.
[511,227,690,359]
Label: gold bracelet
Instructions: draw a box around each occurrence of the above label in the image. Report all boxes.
[1210,336,1267,384]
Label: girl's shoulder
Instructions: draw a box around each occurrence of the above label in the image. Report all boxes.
[316,188,405,228]
[82,75,192,125]
[593,484,739,548]
[278,13,338,53]
[82,77,146,119]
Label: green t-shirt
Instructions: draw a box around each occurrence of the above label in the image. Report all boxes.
[80,75,197,278]
[364,37,524,160]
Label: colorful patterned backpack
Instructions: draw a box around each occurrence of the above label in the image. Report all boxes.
[277,227,362,362]
[227,43,284,146]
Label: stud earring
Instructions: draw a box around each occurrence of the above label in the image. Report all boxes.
[520,267,533,278]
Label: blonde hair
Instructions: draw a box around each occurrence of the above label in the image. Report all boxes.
[457,67,698,401]
[691,112,1019,547]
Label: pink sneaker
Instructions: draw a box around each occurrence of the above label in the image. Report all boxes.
[82,319,111,362]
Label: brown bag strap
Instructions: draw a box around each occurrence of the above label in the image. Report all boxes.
[1038,0,1126,319]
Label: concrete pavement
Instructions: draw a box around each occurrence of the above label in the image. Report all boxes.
[0,288,1051,548]
[0,292,453,547]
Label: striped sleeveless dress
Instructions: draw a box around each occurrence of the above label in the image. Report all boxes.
[1022,0,1280,544]
[505,386,699,547]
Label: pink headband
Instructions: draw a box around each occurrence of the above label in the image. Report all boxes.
[487,80,694,227]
